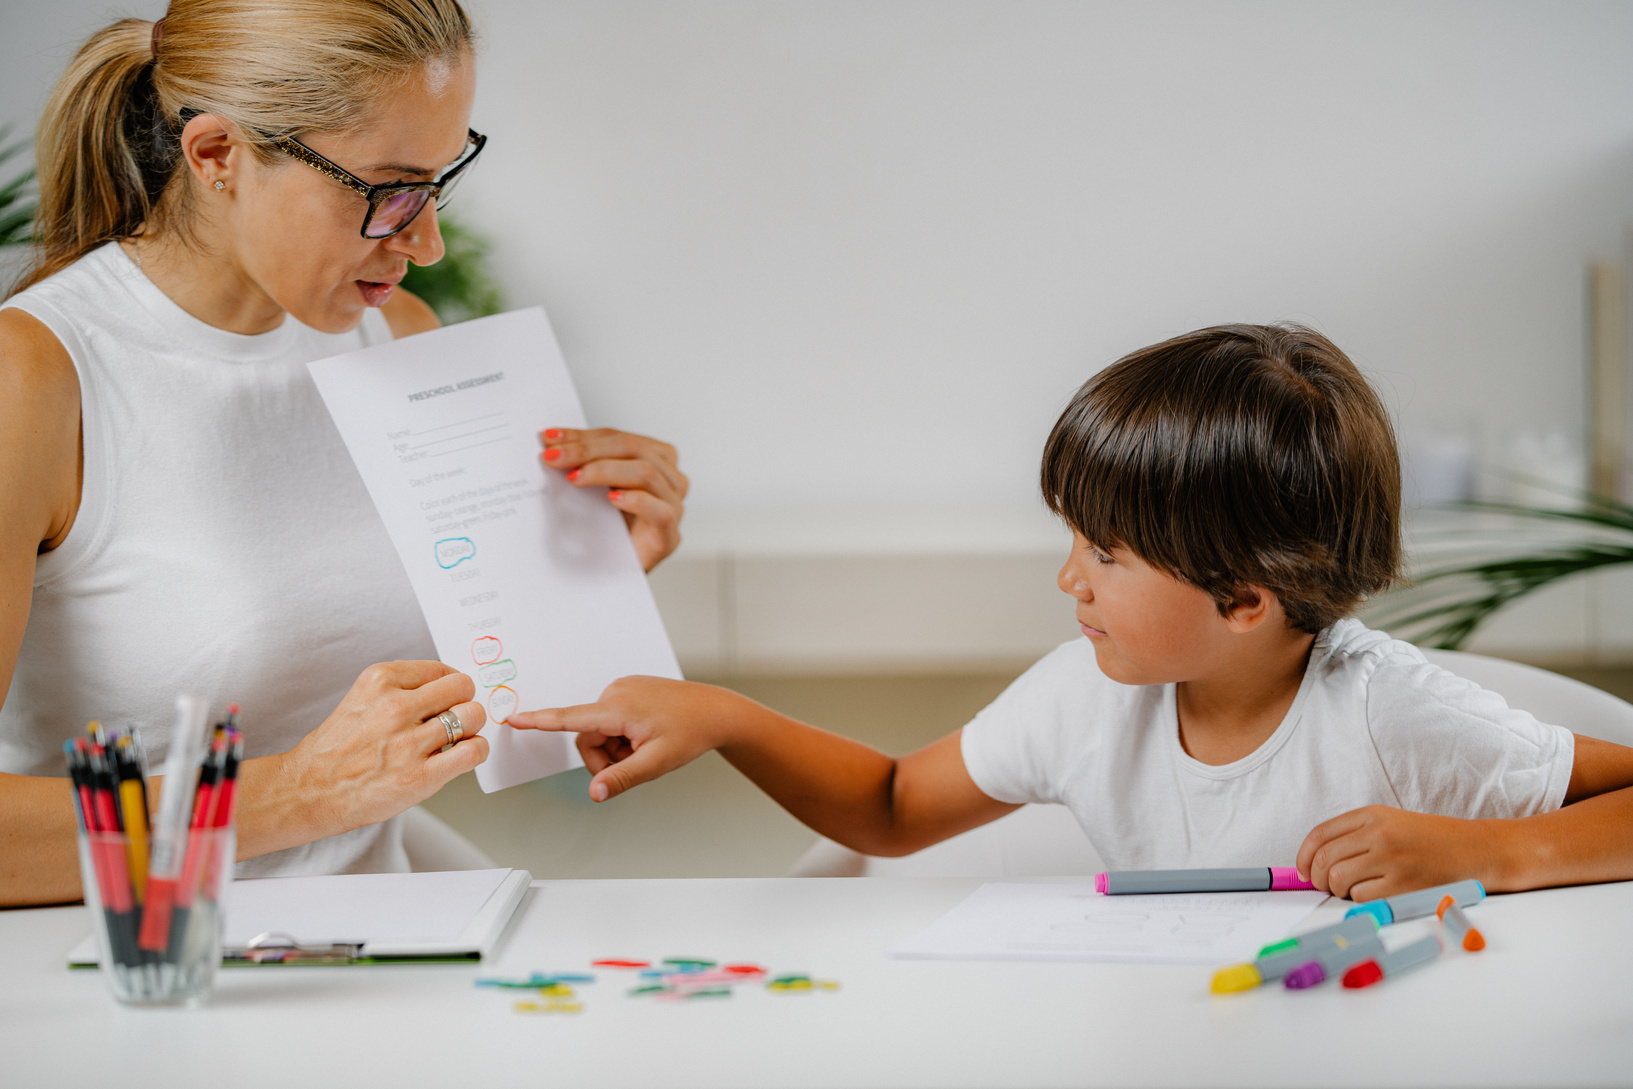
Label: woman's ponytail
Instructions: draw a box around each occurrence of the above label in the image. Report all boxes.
[9,0,473,298]
[17,20,164,293]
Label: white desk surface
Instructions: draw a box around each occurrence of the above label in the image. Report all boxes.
[3,876,1630,1088]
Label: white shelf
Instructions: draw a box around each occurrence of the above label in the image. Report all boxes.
[649,506,1633,675]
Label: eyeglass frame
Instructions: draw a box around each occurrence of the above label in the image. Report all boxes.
[271,128,487,239]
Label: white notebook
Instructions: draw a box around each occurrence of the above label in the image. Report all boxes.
[69,867,531,966]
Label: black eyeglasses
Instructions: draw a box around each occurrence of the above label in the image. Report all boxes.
[273,128,487,239]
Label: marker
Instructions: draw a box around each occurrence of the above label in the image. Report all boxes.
[1257,914,1379,959]
[1283,932,1387,989]
[139,695,210,954]
[1342,933,1444,988]
[1437,895,1486,951]
[1344,879,1484,927]
[1211,915,1380,994]
[1096,867,1316,895]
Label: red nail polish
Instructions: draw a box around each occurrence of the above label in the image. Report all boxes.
[543,428,562,440]
[567,468,581,482]
[608,489,623,501]
[544,448,561,461]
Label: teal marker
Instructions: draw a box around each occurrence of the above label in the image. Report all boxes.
[1345,879,1484,927]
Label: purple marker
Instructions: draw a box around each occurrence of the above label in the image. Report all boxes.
[1095,867,1316,895]
[1283,932,1387,989]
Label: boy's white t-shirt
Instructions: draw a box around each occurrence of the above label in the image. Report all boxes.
[960,619,1576,871]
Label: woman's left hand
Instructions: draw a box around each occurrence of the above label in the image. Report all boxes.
[540,427,688,571]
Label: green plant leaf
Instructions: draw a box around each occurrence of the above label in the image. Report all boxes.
[0,125,37,248]
[1363,496,1633,649]
[400,214,503,325]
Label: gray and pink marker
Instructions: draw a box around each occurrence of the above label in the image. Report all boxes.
[1095,867,1318,895]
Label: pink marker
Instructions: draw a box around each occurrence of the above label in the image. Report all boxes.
[1095,868,1316,895]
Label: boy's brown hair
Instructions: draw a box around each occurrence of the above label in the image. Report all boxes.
[1041,323,1402,633]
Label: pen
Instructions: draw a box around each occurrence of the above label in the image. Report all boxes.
[1096,867,1316,895]
[1345,879,1485,927]
[201,728,243,902]
[139,695,210,954]
[1342,933,1444,988]
[170,730,225,952]
[114,735,151,903]
[89,743,139,965]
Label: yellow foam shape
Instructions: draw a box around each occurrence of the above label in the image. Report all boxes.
[514,1000,584,1014]
[1210,964,1263,995]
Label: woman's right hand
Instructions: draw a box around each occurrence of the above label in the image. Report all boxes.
[266,661,488,846]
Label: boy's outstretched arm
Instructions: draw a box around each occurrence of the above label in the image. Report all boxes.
[1297,733,1633,900]
[507,677,1020,857]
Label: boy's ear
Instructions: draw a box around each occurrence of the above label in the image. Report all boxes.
[1222,585,1279,633]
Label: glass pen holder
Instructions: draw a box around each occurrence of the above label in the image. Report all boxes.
[76,825,235,1006]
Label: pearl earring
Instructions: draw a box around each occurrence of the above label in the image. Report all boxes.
[213,180,226,191]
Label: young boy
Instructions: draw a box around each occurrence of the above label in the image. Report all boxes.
[510,324,1633,900]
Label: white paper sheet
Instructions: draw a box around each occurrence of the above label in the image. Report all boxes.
[307,308,682,791]
[892,883,1326,963]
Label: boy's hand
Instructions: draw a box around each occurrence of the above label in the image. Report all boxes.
[1295,805,1497,901]
[507,677,735,802]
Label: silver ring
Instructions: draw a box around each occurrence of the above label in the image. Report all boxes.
[438,710,463,745]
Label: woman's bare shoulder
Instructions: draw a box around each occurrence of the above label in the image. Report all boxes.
[0,307,81,548]
[0,306,77,401]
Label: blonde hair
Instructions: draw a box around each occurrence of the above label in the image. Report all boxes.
[12,0,473,295]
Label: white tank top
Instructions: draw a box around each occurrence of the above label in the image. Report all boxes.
[1,242,437,877]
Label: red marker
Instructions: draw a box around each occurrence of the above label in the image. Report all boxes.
[1341,933,1443,988]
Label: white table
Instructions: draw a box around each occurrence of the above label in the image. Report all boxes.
[3,877,1630,1088]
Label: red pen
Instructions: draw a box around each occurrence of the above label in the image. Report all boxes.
[165,732,225,954]
[201,727,243,900]
[89,744,139,964]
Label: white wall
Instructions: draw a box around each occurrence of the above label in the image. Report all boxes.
[450,0,1633,517]
[8,2,1632,510]
[7,2,1633,666]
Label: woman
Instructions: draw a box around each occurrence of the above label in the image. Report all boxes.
[0,0,688,905]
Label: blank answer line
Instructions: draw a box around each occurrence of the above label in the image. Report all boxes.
[410,424,510,450]
[409,412,505,437]
[432,438,510,458]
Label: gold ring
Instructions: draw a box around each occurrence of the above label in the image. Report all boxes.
[438,710,463,745]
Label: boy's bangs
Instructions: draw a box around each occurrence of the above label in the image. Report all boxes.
[1041,374,1216,580]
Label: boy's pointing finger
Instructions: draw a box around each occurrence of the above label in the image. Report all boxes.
[507,705,614,733]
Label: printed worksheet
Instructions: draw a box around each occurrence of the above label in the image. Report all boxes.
[308,308,681,792]
[892,883,1325,963]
